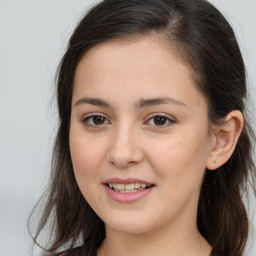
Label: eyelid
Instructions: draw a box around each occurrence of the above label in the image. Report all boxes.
[82,112,108,119]
[80,112,176,128]
[82,112,111,126]
[146,112,175,120]
[145,113,176,127]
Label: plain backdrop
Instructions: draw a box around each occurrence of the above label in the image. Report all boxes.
[0,1,255,255]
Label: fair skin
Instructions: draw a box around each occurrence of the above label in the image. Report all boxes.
[69,36,244,256]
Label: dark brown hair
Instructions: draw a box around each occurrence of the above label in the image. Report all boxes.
[29,1,256,255]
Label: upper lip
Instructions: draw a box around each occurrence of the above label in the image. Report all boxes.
[103,178,153,186]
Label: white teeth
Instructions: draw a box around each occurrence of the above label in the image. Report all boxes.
[108,182,151,192]
[125,183,134,190]
[134,183,140,189]
[114,188,141,193]
[116,184,125,190]
[141,184,146,189]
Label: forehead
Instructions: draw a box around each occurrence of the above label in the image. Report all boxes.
[73,36,207,110]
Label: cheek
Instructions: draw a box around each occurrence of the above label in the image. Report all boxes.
[147,132,210,184]
[69,126,106,181]
[69,133,105,204]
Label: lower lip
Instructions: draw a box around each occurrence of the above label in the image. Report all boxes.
[104,184,154,203]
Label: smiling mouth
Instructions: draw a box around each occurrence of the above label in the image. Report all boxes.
[107,183,154,193]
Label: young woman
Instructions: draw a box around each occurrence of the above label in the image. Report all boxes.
[30,0,256,255]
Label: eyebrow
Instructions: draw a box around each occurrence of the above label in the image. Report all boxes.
[137,97,187,108]
[74,97,187,108]
[74,97,109,107]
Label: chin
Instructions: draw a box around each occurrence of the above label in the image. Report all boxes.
[107,223,152,234]
[103,213,157,234]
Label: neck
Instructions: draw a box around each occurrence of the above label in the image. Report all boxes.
[97,224,211,256]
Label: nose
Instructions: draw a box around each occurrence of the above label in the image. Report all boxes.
[107,124,144,168]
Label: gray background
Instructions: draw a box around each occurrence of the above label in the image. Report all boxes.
[0,0,255,255]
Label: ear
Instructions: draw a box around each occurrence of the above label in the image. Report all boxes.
[206,110,244,170]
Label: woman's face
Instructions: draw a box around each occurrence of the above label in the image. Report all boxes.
[69,36,215,234]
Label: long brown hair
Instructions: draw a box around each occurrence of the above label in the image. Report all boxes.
[29,1,256,255]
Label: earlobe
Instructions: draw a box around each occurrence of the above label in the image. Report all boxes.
[206,110,244,170]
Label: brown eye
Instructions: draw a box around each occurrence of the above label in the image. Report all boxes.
[92,116,105,125]
[153,116,167,126]
[146,114,175,128]
[82,114,110,126]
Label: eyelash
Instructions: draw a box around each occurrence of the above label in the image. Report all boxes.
[82,113,110,128]
[145,113,176,127]
[81,113,176,128]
